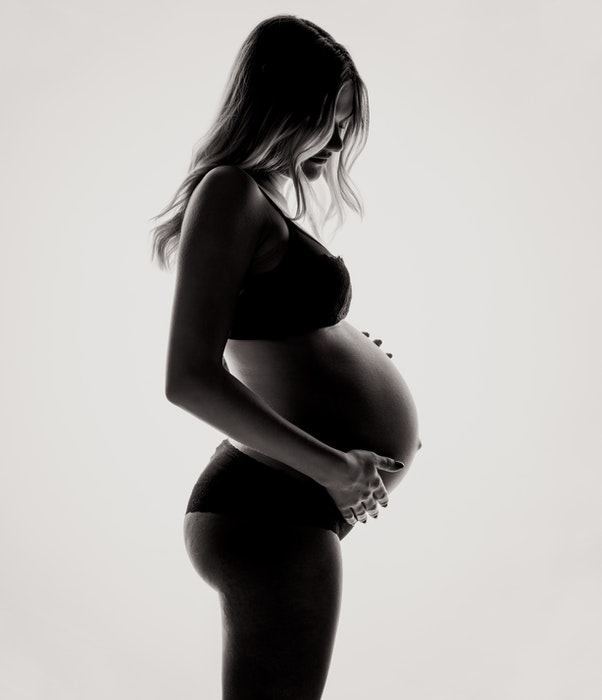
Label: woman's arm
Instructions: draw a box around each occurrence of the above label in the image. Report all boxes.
[165,165,401,521]
[164,165,348,484]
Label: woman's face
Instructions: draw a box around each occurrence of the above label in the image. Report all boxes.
[300,81,355,181]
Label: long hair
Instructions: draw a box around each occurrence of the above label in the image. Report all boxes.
[149,15,370,270]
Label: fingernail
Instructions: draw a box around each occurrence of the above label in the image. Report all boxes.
[395,460,405,469]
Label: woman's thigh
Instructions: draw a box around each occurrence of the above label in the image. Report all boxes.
[184,512,342,700]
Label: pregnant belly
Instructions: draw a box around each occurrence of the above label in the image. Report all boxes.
[225,321,421,490]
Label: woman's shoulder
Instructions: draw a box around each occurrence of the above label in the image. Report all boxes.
[194,165,264,206]
[183,165,269,239]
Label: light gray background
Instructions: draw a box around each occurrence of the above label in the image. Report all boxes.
[2,1,601,698]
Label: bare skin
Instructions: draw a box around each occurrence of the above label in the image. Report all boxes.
[183,514,343,700]
[225,320,421,505]
[169,81,421,699]
[225,82,421,510]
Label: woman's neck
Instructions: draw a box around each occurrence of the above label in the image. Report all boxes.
[254,171,291,209]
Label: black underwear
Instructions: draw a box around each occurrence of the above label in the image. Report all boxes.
[185,440,353,539]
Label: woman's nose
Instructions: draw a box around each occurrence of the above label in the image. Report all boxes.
[326,127,343,152]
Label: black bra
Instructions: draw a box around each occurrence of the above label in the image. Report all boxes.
[228,192,352,340]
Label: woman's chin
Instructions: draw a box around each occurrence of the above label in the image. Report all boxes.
[301,161,325,181]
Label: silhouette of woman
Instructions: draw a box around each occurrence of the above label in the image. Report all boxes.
[150,15,421,699]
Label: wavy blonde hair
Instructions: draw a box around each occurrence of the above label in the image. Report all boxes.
[149,15,370,270]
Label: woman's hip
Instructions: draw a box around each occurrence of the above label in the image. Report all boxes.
[184,439,352,539]
[183,511,342,592]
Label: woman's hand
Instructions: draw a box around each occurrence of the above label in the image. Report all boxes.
[324,449,405,526]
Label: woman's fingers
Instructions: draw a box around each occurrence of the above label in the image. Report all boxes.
[364,496,379,518]
[378,456,405,472]
[347,493,384,525]
[362,331,392,357]
[343,510,357,525]
[373,485,389,508]
[342,495,386,525]
[336,448,404,525]
[353,505,368,523]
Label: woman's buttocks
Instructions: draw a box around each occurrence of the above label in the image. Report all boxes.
[225,320,421,484]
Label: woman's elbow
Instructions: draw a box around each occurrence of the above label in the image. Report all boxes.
[164,365,223,407]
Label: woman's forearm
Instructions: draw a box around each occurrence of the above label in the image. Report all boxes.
[166,368,346,487]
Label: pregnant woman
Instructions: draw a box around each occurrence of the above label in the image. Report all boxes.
[151,15,421,700]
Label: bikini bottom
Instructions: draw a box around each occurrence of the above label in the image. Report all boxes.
[185,439,353,540]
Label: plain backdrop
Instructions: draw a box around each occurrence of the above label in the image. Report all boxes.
[2,1,601,698]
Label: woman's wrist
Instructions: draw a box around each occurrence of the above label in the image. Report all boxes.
[303,445,348,488]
